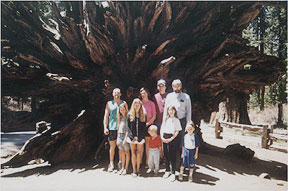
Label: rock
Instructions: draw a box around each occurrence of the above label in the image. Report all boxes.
[223,143,255,162]
[259,173,271,179]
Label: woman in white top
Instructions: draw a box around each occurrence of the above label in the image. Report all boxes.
[160,105,182,182]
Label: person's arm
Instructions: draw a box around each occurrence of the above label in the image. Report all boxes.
[123,130,129,146]
[194,134,200,159]
[160,124,169,144]
[146,115,156,126]
[103,103,109,135]
[147,102,156,126]
[117,117,120,131]
[186,95,192,123]
[168,130,179,143]
[157,136,162,150]
[194,147,199,159]
[116,119,120,146]
[160,121,165,140]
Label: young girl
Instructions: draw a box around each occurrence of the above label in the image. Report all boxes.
[160,105,182,182]
[116,102,130,175]
[127,98,147,177]
[179,121,200,182]
[147,125,161,175]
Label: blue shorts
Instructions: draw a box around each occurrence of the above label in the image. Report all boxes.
[181,148,196,169]
[117,133,130,150]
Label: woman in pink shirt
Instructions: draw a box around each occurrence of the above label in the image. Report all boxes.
[140,87,156,168]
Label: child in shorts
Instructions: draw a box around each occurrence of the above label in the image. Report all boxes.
[117,103,130,175]
[146,125,162,175]
[179,121,200,182]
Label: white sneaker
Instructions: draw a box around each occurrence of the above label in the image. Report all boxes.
[170,174,176,182]
[146,169,152,174]
[122,169,127,175]
[163,171,171,179]
[188,175,193,182]
[131,173,137,178]
[107,163,114,172]
[118,168,124,175]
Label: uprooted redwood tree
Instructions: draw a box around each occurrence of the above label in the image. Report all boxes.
[1,1,285,167]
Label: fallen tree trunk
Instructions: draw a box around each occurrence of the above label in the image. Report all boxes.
[1,1,286,167]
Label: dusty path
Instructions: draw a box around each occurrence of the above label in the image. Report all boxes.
[1,127,287,191]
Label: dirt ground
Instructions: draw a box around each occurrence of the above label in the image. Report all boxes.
[1,125,287,191]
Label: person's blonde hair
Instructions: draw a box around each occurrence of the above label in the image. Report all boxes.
[117,102,128,128]
[129,98,146,122]
[148,125,158,133]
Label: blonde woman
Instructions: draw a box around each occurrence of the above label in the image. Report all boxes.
[127,98,146,177]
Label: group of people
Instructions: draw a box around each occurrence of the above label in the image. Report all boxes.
[103,79,200,182]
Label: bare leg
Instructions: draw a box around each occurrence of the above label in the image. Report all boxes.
[136,144,144,172]
[145,136,150,166]
[125,150,130,170]
[189,168,194,176]
[179,166,185,181]
[189,168,194,182]
[109,141,116,164]
[180,166,185,174]
[119,149,124,169]
[130,144,137,173]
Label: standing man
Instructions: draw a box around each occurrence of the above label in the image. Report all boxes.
[103,88,128,172]
[163,79,192,165]
[154,79,168,134]
[154,79,167,160]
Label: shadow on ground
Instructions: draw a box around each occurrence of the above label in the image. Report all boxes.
[1,142,287,184]
[199,143,287,181]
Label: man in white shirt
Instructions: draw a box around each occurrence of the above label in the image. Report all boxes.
[162,79,192,167]
[163,79,192,130]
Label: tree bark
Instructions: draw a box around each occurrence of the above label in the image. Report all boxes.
[260,87,265,111]
[277,103,284,127]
